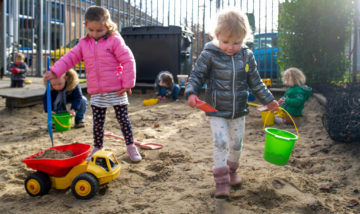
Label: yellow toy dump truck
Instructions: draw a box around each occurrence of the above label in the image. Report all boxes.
[22,143,120,200]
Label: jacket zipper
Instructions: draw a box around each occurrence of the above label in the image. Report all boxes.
[231,56,236,119]
[94,40,102,93]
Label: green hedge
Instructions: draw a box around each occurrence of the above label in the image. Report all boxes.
[278,0,354,85]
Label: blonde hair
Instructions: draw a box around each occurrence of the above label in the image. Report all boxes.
[282,67,306,87]
[44,69,79,92]
[84,6,118,35]
[15,53,25,60]
[214,9,252,43]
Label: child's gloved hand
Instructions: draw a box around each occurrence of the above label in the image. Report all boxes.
[187,94,200,108]
[266,100,280,112]
[11,67,19,74]
[44,71,57,81]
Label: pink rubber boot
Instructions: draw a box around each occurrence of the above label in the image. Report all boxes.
[227,160,242,186]
[212,166,230,198]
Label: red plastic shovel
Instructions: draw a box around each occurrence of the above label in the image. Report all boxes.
[104,132,163,150]
[195,100,218,112]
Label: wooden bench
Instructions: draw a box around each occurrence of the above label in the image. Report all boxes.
[0,83,87,108]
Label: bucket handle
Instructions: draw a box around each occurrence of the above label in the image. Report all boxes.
[53,115,73,128]
[262,107,300,139]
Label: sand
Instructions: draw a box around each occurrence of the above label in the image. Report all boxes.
[0,89,359,214]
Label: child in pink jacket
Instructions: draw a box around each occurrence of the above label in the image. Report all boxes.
[44,6,141,162]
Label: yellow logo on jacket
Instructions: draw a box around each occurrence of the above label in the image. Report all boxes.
[245,64,249,72]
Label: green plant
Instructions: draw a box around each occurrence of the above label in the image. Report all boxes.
[278,0,354,85]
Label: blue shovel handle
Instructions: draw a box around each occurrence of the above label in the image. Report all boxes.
[46,57,54,146]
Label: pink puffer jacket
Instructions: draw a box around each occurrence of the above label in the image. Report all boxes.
[50,32,136,94]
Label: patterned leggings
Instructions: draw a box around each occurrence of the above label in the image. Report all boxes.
[91,105,134,148]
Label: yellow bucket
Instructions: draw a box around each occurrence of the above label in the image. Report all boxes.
[261,111,275,126]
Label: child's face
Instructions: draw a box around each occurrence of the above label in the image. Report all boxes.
[50,77,66,91]
[14,57,24,65]
[217,33,242,56]
[85,21,108,40]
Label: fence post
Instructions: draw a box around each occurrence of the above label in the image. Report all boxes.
[36,0,43,77]
[1,0,7,79]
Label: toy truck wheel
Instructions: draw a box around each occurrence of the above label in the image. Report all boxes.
[24,171,51,197]
[71,173,99,200]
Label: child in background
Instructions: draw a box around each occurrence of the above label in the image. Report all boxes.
[154,71,180,102]
[9,53,28,88]
[44,6,141,162]
[275,67,312,124]
[43,69,88,128]
[185,9,279,198]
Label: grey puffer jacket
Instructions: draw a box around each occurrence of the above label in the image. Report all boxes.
[185,42,274,119]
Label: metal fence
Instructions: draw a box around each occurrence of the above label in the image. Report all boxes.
[1,0,282,82]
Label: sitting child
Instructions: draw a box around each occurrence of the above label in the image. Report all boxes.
[43,69,88,128]
[275,67,312,124]
[9,53,28,88]
[154,71,180,102]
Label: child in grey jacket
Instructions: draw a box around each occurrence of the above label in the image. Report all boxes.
[185,9,279,198]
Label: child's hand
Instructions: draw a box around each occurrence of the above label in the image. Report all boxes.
[44,71,57,81]
[117,88,132,96]
[158,97,166,103]
[278,97,285,105]
[266,100,280,112]
[69,109,75,117]
[187,94,200,108]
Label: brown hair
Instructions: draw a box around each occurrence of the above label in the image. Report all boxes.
[84,6,118,35]
[161,73,174,88]
[282,67,306,87]
[214,9,252,43]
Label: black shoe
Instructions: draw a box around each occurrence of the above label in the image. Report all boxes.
[74,117,85,128]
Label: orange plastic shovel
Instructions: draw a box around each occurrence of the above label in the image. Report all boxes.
[195,100,218,112]
[104,132,163,150]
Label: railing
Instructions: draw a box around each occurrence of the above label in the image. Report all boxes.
[1,0,282,83]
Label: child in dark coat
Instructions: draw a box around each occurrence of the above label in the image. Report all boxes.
[154,71,180,102]
[43,69,88,128]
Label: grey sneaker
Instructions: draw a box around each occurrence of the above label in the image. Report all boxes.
[126,144,142,162]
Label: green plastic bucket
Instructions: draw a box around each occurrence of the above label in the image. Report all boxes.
[52,112,72,132]
[264,128,298,165]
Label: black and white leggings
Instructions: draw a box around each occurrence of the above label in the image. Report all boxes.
[91,105,134,148]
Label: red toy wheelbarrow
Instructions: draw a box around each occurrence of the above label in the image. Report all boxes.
[105,132,163,150]
[22,143,91,177]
